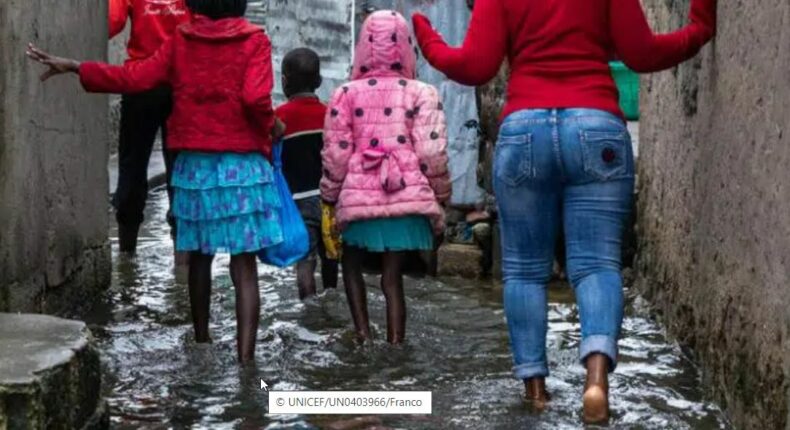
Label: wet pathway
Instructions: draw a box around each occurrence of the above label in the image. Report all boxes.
[86,188,730,429]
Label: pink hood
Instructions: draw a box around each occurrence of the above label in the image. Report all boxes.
[320,10,451,234]
[352,11,418,81]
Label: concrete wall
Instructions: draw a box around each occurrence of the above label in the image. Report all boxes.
[0,0,111,314]
[108,27,130,154]
[636,1,790,428]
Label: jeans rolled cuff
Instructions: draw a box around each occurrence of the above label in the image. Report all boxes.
[512,361,549,380]
[579,335,618,372]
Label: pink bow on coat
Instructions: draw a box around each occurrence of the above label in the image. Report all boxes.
[362,149,406,193]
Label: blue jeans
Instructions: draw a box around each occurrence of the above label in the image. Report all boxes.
[493,109,635,380]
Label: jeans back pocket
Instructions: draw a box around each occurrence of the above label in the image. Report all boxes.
[494,133,533,187]
[579,130,632,181]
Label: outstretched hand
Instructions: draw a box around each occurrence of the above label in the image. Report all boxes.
[26,43,80,81]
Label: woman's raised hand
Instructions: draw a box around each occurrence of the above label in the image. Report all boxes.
[26,43,80,81]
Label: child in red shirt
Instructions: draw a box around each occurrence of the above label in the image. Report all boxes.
[275,48,339,300]
[28,0,281,364]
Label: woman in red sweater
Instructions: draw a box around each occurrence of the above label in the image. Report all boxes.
[413,0,717,423]
[28,0,282,364]
[109,0,191,255]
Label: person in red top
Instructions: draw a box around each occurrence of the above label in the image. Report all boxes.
[110,0,191,63]
[413,0,717,423]
[109,0,191,256]
[413,0,717,120]
[275,48,339,300]
[28,0,283,364]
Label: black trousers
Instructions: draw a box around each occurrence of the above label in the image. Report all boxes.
[112,87,176,232]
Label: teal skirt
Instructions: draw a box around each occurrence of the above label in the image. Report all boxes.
[343,216,433,252]
[172,152,284,255]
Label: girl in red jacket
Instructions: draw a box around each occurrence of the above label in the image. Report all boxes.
[28,0,281,364]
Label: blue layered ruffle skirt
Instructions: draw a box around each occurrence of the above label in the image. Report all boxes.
[172,152,284,255]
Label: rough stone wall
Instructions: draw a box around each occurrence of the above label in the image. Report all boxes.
[0,0,111,314]
[477,64,509,196]
[636,0,790,428]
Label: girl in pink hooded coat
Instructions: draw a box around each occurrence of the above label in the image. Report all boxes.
[321,10,451,344]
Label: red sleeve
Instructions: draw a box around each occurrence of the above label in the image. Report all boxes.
[412,0,507,86]
[242,33,275,146]
[274,103,289,124]
[274,104,285,119]
[274,103,289,136]
[611,0,717,73]
[109,0,129,39]
[79,37,174,93]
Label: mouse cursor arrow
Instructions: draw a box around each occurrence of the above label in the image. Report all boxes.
[260,379,269,391]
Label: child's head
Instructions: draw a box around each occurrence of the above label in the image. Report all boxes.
[353,10,417,81]
[281,48,322,98]
[186,0,247,20]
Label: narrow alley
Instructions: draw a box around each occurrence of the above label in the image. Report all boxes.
[86,188,729,429]
[2,0,788,429]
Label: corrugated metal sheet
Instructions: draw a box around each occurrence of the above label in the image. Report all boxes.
[247,0,355,104]
[248,0,483,205]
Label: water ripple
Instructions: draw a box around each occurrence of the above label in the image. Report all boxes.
[86,189,731,429]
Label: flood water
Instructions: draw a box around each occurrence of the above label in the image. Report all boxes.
[85,188,731,429]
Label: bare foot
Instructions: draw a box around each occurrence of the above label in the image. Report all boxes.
[583,353,610,424]
[524,378,551,411]
[583,385,609,423]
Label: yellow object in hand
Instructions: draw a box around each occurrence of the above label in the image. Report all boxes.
[321,202,342,260]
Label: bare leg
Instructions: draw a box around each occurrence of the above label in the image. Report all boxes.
[342,246,371,341]
[188,252,214,343]
[381,251,406,344]
[230,253,260,364]
[321,258,340,291]
[296,258,318,300]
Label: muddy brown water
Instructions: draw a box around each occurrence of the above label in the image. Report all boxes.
[85,188,731,429]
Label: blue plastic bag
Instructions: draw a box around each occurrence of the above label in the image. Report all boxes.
[258,141,310,267]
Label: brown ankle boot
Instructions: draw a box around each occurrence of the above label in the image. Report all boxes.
[583,353,610,424]
[118,223,140,254]
[524,377,550,410]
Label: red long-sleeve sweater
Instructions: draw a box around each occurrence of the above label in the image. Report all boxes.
[110,0,191,63]
[412,0,717,120]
